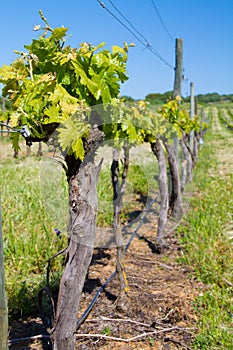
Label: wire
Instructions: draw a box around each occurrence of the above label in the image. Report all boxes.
[147,46,174,70]
[97,0,147,47]
[106,0,149,45]
[0,123,30,137]
[97,0,174,70]
[149,0,192,84]
[150,0,174,45]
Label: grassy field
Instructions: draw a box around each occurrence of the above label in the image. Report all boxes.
[178,106,233,349]
[0,140,66,315]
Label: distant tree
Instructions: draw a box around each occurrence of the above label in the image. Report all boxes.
[184,92,233,104]
[120,95,135,102]
[145,91,173,105]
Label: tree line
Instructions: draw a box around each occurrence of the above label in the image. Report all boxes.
[120,91,233,105]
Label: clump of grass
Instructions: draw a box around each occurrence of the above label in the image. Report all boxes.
[178,124,233,349]
[101,324,112,336]
[0,152,67,316]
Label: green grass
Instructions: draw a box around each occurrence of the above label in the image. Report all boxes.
[177,118,233,349]
[97,158,159,226]
[0,140,159,317]
[0,150,67,316]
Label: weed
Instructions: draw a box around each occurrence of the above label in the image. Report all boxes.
[101,324,112,336]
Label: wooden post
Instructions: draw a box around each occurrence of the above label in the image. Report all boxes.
[0,196,8,350]
[0,98,5,140]
[173,38,183,158]
[189,82,195,152]
[173,38,183,99]
[200,108,204,142]
[163,38,184,217]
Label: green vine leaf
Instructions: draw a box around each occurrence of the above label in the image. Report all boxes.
[57,118,89,160]
[0,12,130,156]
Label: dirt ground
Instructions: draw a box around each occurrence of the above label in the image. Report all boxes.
[8,210,202,350]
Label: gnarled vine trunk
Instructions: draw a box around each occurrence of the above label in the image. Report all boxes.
[151,138,169,253]
[193,131,200,165]
[162,137,183,218]
[180,159,187,192]
[111,145,129,311]
[37,141,43,157]
[51,127,104,350]
[180,137,193,184]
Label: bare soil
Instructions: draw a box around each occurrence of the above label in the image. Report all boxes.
[8,217,202,350]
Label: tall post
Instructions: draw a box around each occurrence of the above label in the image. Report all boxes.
[164,38,184,216]
[173,38,183,158]
[173,38,183,99]
[0,196,8,350]
[0,98,5,139]
[189,82,195,152]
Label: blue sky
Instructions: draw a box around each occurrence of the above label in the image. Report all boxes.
[0,0,232,99]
